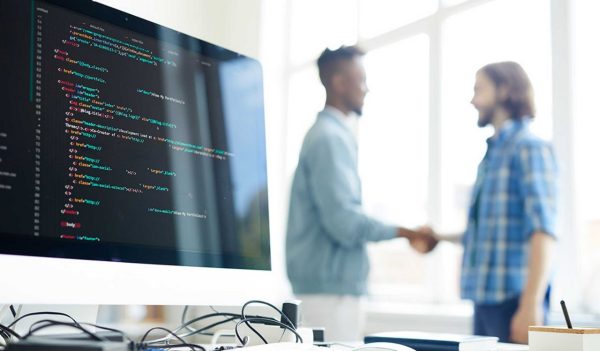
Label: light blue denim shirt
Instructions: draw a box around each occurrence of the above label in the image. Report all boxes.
[286,107,397,296]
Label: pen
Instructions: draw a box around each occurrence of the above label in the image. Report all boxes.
[560,300,573,329]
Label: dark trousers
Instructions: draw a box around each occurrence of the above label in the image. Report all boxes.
[473,290,550,343]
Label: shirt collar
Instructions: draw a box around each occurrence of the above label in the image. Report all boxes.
[487,117,531,147]
[322,105,359,138]
[323,105,352,123]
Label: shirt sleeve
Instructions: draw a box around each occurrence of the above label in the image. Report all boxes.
[517,140,559,239]
[306,133,397,248]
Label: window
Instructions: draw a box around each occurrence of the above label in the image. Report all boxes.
[360,35,430,226]
[283,0,590,313]
[289,0,358,65]
[285,67,324,179]
[440,0,553,233]
[573,0,600,314]
[360,36,431,301]
[358,0,437,38]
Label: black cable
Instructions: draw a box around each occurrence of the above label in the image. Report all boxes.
[181,306,238,335]
[175,316,239,340]
[175,312,272,337]
[140,326,186,345]
[146,316,247,345]
[240,300,297,345]
[0,323,22,340]
[7,311,81,329]
[147,315,247,344]
[0,324,11,340]
[139,327,205,351]
[234,317,303,346]
[24,320,103,341]
[178,310,276,337]
[206,306,236,336]
[182,306,195,333]
[241,301,296,330]
[241,302,270,345]
[154,301,301,347]
[238,318,267,345]
[8,307,16,319]
[147,343,207,351]
[0,322,22,351]
[177,312,241,333]
[79,322,135,344]
[21,320,103,341]
[240,318,266,344]
[146,313,243,344]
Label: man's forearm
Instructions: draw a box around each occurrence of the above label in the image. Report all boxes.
[437,233,463,244]
[397,227,419,240]
[520,232,556,305]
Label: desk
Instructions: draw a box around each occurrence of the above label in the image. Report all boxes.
[498,343,529,350]
[326,342,528,350]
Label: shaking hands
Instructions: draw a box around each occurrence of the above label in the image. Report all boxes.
[400,226,439,254]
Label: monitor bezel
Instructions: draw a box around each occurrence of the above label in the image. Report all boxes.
[0,0,280,306]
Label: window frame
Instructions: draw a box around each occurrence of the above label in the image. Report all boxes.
[281,0,579,310]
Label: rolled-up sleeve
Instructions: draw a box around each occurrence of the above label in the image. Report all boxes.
[518,141,559,239]
[306,133,396,248]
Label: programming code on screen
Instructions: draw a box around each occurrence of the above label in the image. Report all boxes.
[0,0,271,269]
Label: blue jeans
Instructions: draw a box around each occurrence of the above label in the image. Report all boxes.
[473,290,550,343]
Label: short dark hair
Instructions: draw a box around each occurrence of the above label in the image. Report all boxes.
[317,46,365,88]
[479,61,536,119]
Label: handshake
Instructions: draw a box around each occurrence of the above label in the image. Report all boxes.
[401,226,440,254]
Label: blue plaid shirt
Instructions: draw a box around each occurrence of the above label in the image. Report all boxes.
[461,118,558,304]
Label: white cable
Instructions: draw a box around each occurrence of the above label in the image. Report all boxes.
[0,305,9,324]
[14,305,22,320]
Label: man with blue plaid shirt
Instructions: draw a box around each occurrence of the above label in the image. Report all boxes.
[425,62,558,344]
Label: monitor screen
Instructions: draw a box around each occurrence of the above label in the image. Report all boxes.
[0,0,271,271]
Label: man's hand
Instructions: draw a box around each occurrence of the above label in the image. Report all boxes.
[510,232,555,344]
[510,302,543,344]
[409,226,439,254]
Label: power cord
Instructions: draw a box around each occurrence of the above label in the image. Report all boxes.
[234,317,302,346]
[178,316,239,339]
[21,319,106,341]
[161,310,281,344]
[238,300,301,346]
[1,301,303,350]
[181,306,196,333]
[7,311,81,330]
[138,326,206,351]
[181,306,234,336]
[0,323,21,351]
[177,300,304,347]
[0,323,21,341]
[79,322,135,344]
[0,310,133,351]
[8,307,17,320]
[147,313,242,344]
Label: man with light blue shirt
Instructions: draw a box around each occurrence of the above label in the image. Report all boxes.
[428,62,558,344]
[286,46,435,341]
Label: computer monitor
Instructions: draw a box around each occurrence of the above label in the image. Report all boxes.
[0,0,277,306]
